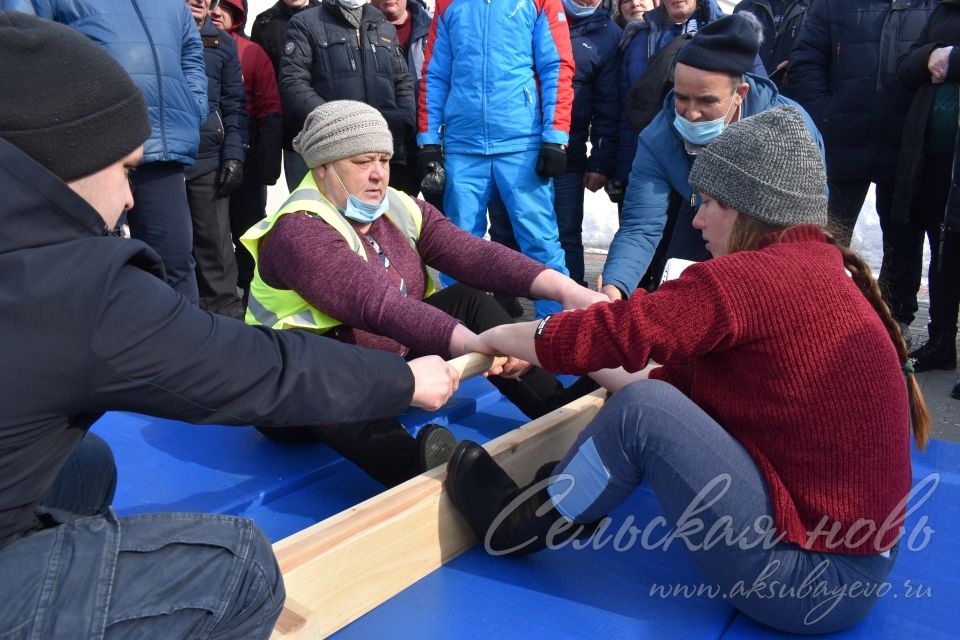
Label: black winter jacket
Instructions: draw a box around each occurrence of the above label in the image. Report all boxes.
[185,17,249,180]
[405,0,433,108]
[0,139,415,545]
[892,0,960,225]
[251,0,321,150]
[568,8,622,176]
[787,0,936,182]
[733,0,810,85]
[251,0,321,79]
[279,0,416,165]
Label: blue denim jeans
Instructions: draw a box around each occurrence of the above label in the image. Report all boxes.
[547,380,898,634]
[0,434,284,639]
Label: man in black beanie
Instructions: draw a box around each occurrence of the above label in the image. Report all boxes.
[599,12,826,301]
[6,0,209,306]
[0,12,458,639]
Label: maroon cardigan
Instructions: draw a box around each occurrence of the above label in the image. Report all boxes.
[259,196,546,358]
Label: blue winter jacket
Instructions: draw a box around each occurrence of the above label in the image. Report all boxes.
[417,0,576,153]
[6,0,208,165]
[567,8,622,176]
[601,73,825,297]
[787,0,935,182]
[615,0,767,180]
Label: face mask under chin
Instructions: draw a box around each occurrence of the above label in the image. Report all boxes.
[330,165,389,224]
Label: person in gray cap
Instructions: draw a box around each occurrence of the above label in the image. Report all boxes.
[0,12,458,638]
[240,99,607,485]
[444,105,928,635]
[600,12,825,302]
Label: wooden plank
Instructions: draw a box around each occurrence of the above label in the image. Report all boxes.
[270,388,607,639]
[446,352,508,380]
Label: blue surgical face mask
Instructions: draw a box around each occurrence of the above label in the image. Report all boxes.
[672,94,737,146]
[562,0,598,18]
[331,166,389,224]
[337,0,366,9]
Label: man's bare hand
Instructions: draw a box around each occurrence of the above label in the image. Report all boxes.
[408,355,459,411]
[929,46,953,84]
[600,283,624,302]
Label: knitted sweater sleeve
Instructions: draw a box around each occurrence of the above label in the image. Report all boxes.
[535,261,740,374]
[414,199,547,297]
[259,212,461,358]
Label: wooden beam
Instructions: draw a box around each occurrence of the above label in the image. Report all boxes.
[445,352,507,380]
[270,388,607,639]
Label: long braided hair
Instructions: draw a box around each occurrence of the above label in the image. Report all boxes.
[727,216,931,450]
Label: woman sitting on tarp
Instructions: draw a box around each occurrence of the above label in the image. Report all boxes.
[241,100,605,487]
[445,106,929,633]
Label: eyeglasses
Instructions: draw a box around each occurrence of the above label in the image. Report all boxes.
[364,235,408,297]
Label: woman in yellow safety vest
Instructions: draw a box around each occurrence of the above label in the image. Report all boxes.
[241,100,608,487]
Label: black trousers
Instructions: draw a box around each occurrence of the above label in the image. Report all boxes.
[896,155,960,336]
[258,284,597,487]
[127,162,199,304]
[228,174,268,297]
[827,178,921,324]
[186,170,244,319]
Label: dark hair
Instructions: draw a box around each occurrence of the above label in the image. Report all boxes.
[726,216,931,449]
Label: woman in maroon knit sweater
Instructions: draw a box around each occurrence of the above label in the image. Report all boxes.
[445,107,931,633]
[244,100,606,487]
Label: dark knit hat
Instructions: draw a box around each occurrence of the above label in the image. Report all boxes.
[676,13,761,76]
[0,11,150,181]
[688,105,828,227]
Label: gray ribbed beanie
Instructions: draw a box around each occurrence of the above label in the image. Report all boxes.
[688,105,828,227]
[293,100,393,168]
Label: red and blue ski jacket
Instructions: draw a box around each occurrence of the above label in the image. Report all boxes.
[417,0,575,154]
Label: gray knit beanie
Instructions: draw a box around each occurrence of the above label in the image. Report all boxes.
[293,100,393,168]
[688,105,827,227]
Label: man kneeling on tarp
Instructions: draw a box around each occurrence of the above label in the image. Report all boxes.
[0,13,458,638]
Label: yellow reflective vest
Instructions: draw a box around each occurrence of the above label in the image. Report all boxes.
[240,172,436,333]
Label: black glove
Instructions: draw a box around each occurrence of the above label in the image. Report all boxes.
[420,161,446,197]
[416,144,443,181]
[604,179,626,204]
[216,158,244,198]
[535,143,567,178]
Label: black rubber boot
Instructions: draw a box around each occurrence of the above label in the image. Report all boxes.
[417,424,457,472]
[445,441,599,556]
[908,332,957,372]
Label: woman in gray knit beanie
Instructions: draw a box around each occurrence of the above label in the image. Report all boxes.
[444,105,930,635]
[240,99,606,484]
[687,105,828,257]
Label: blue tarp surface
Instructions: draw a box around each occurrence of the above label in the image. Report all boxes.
[93,377,960,639]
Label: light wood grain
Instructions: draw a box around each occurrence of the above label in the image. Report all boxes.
[270,388,607,639]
